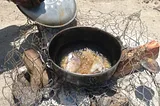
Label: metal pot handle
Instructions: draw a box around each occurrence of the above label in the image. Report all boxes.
[115,36,127,50]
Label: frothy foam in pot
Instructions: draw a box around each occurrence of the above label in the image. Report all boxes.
[60,48,111,74]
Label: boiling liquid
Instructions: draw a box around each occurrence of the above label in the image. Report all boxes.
[60,48,111,74]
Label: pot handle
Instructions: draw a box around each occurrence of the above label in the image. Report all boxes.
[115,36,127,50]
[37,46,49,64]
[37,48,60,77]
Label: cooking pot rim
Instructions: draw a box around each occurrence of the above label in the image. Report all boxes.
[48,26,122,77]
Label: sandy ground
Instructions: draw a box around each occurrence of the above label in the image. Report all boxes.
[1,0,160,105]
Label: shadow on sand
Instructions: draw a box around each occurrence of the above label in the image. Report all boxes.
[0,19,77,73]
[0,25,21,73]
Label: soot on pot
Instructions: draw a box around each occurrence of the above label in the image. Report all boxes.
[60,48,111,74]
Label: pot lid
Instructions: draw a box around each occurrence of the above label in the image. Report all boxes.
[17,0,76,27]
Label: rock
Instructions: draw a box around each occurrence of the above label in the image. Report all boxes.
[143,0,150,4]
[113,41,160,78]
[22,49,49,91]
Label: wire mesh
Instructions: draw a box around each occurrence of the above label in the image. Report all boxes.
[2,8,160,106]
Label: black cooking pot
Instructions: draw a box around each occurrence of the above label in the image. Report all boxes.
[48,27,122,86]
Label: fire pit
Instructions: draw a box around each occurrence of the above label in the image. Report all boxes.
[2,10,160,106]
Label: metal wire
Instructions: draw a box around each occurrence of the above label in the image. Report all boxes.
[2,8,160,106]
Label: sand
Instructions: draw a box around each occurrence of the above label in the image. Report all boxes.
[0,0,160,105]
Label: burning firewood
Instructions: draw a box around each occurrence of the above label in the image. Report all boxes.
[22,49,49,90]
[113,40,160,78]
